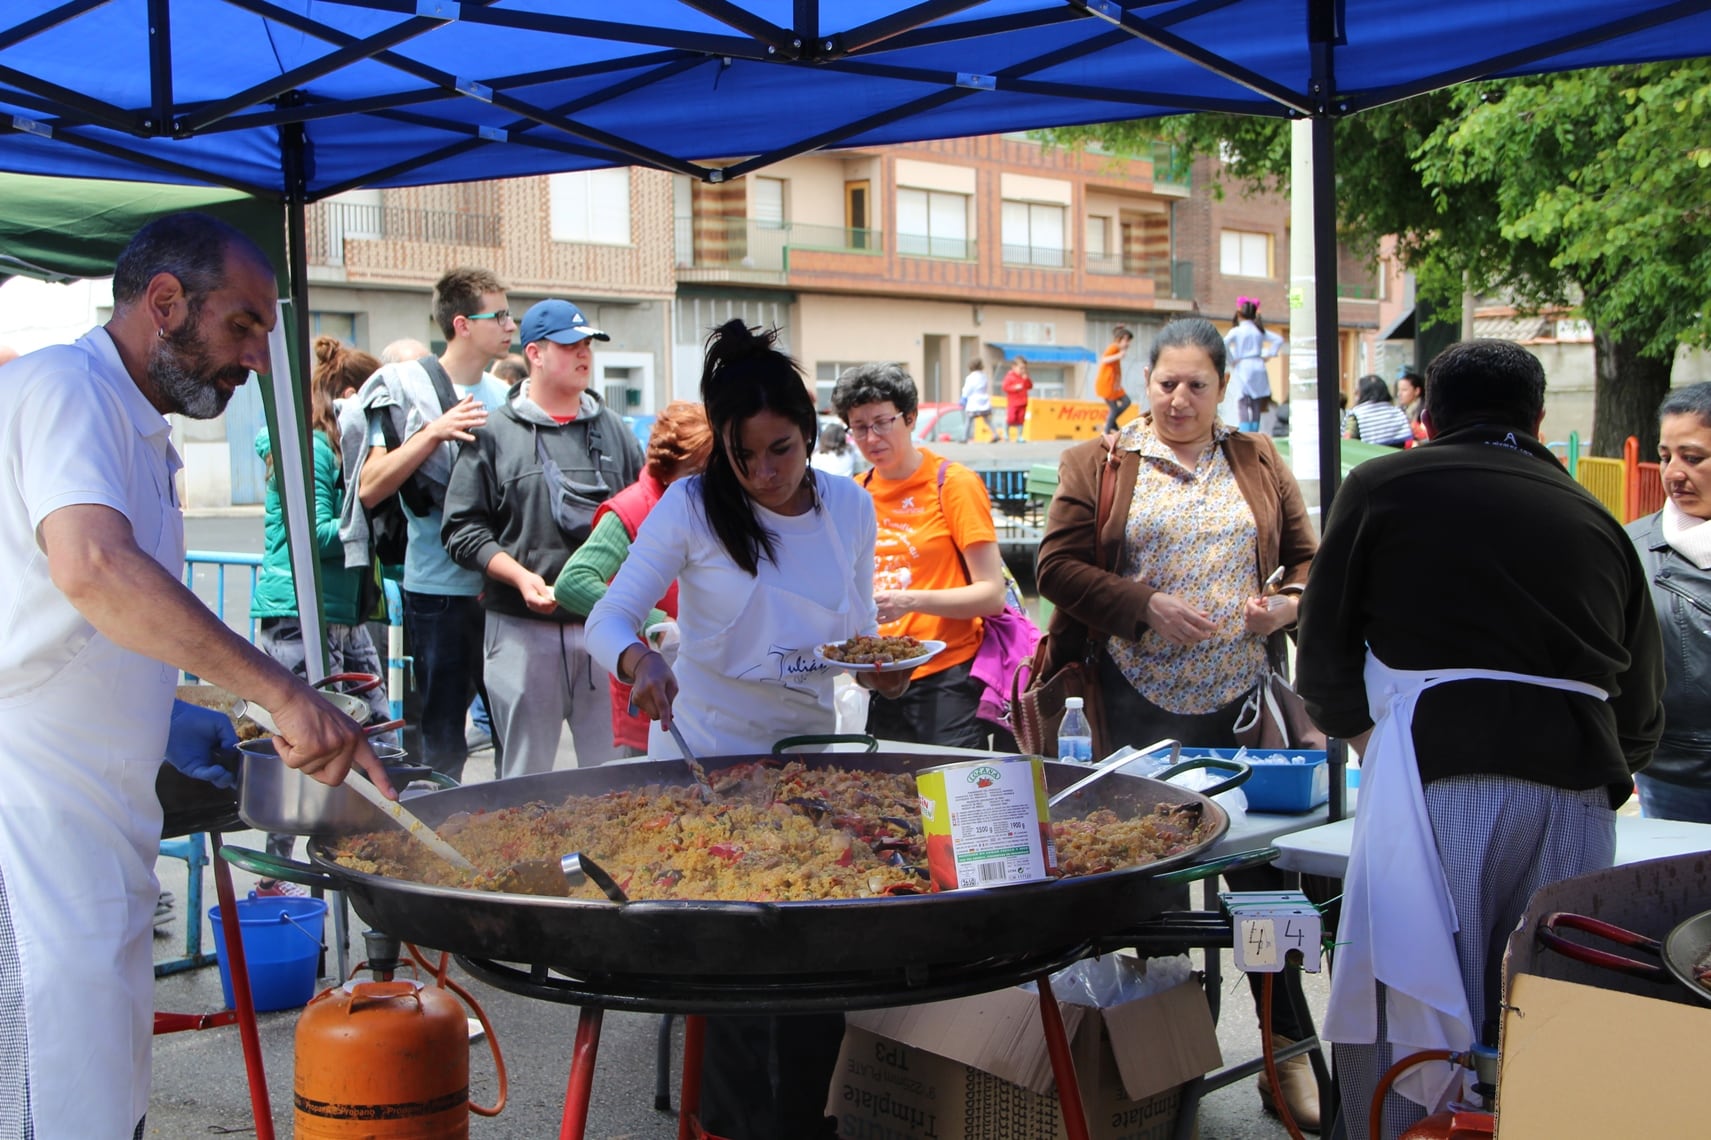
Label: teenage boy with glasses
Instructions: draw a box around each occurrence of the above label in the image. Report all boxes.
[338,266,513,780]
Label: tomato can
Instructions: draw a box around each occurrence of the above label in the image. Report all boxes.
[916,756,1057,891]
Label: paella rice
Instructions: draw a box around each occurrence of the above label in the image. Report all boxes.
[327,761,1213,902]
[820,634,925,664]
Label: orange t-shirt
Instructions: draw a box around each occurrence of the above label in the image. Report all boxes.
[1095,339,1127,400]
[862,450,998,678]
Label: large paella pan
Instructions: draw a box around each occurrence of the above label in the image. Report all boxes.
[229,752,1245,987]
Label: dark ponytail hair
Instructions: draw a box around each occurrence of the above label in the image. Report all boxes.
[698,319,819,576]
[1233,296,1267,336]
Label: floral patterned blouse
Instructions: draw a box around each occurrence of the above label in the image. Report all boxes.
[1105,416,1266,713]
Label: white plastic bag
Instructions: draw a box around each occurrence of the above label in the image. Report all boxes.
[1166,767,1248,827]
[1024,953,1194,1008]
[834,674,870,735]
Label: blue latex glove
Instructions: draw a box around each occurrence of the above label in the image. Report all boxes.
[165,699,239,789]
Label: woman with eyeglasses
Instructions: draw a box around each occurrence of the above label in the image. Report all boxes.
[587,321,911,1140]
[832,363,1009,748]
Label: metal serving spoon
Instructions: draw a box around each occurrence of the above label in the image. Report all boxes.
[667,718,717,802]
[1047,738,1182,809]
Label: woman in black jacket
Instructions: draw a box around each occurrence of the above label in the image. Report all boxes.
[1626,381,1711,822]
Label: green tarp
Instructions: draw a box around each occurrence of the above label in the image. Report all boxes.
[0,173,285,285]
[0,174,325,669]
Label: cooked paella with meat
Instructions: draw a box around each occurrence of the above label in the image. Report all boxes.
[327,761,1213,902]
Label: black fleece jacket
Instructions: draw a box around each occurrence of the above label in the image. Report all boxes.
[1296,423,1664,808]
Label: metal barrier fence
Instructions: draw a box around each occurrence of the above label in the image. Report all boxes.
[1560,435,1669,524]
[183,550,263,647]
[1625,436,1666,521]
[180,552,408,716]
[1575,456,1627,518]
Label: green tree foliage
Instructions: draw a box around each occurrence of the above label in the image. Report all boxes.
[1042,62,1711,455]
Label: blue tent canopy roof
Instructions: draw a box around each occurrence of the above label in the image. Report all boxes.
[2,2,1707,197]
[5,0,1707,529]
[987,342,1097,364]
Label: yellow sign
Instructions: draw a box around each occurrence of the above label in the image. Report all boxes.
[1022,398,1140,441]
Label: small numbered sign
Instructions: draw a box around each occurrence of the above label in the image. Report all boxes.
[1222,891,1323,974]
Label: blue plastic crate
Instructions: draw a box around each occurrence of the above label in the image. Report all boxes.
[1182,747,1330,813]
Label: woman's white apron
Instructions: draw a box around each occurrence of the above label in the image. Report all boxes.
[1321,651,1607,1111]
[655,506,866,758]
[0,452,181,1137]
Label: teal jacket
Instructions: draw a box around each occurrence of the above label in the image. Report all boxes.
[251,428,365,625]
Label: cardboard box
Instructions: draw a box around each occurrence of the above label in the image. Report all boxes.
[829,978,1219,1140]
[1497,851,1711,1138]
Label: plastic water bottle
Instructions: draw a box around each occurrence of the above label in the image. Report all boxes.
[1057,698,1094,764]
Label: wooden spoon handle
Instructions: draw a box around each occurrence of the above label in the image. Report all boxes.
[343,775,476,871]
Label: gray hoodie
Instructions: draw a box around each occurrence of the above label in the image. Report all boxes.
[440,381,643,621]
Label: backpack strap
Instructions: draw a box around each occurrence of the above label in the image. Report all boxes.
[416,353,463,419]
[932,460,974,587]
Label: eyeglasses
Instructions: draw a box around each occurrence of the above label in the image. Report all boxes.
[847,413,904,439]
[464,309,514,324]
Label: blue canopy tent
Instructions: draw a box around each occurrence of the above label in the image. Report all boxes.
[2,0,1706,628]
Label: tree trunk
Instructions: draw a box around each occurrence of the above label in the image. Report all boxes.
[1590,329,1672,459]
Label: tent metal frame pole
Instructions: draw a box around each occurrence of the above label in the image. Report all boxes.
[1308,11,1342,515]
[283,122,312,430]
[279,117,330,681]
[1312,109,1340,514]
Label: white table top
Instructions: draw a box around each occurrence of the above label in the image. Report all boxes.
[1272,813,1711,878]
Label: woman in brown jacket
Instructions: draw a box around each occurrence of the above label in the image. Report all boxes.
[1036,315,1321,1126]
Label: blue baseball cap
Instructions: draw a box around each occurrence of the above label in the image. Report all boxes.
[519,299,609,347]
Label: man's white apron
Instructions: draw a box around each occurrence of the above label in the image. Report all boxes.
[1321,651,1607,1111]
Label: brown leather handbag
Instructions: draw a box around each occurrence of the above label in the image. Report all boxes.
[1013,436,1121,758]
[1012,655,1108,759]
[1232,665,1327,752]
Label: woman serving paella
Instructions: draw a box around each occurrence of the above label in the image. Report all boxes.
[583,319,918,1140]
[585,321,912,758]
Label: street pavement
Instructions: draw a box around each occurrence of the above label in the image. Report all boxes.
[150,511,1327,1138]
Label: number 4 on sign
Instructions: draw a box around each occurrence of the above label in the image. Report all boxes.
[1239,918,1279,970]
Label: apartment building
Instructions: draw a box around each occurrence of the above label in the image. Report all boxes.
[672,133,1195,408]
[203,135,1378,505]
[1175,153,1388,402]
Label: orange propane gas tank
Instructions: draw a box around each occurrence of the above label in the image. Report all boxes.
[294,979,470,1138]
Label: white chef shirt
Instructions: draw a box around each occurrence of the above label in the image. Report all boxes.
[0,327,182,738]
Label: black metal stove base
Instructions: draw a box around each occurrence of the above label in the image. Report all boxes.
[456,941,1094,1014]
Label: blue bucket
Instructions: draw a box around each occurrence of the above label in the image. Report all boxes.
[207,896,327,1013]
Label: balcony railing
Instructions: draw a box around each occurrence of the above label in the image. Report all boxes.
[787,220,881,254]
[671,213,1191,294]
[1085,253,1193,299]
[1001,242,1068,268]
[308,201,502,265]
[1152,141,1192,188]
[897,232,976,261]
[673,216,881,277]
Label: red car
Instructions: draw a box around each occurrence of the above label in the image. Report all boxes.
[912,402,1010,444]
